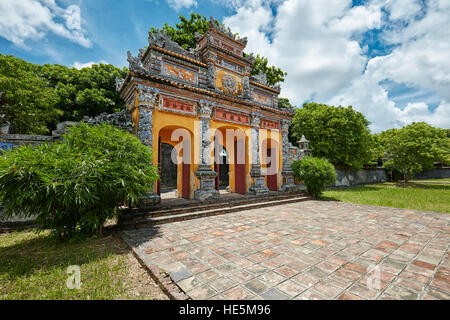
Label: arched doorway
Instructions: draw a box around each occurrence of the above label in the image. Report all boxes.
[263,138,278,191]
[213,126,248,195]
[160,143,177,194]
[157,126,192,199]
[214,144,229,190]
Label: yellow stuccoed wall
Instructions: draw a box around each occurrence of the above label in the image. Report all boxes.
[152,109,198,199]
[259,128,283,189]
[210,120,253,194]
[133,99,285,198]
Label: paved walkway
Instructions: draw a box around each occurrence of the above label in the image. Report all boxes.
[121,200,449,300]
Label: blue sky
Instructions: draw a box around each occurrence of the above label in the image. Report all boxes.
[0,0,449,132]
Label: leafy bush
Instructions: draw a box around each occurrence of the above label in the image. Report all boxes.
[291,102,378,169]
[0,123,158,240]
[291,157,337,197]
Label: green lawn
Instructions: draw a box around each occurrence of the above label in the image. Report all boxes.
[411,178,450,182]
[323,182,450,213]
[0,230,167,300]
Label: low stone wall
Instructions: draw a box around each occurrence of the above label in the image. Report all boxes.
[413,168,450,180]
[0,133,54,148]
[335,168,387,188]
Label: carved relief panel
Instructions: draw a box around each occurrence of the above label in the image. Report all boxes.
[159,96,196,115]
[215,68,243,96]
[215,107,249,125]
[253,90,273,107]
[162,61,197,85]
[261,118,280,130]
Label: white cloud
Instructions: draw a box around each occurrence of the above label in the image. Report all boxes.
[385,0,422,21]
[222,0,450,131]
[166,0,197,11]
[72,60,108,69]
[0,0,91,48]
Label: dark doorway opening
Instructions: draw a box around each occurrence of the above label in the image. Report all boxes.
[160,143,177,191]
[215,146,229,190]
[267,146,278,191]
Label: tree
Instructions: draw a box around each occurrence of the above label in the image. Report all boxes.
[291,157,337,197]
[149,13,287,86]
[0,54,128,135]
[0,123,159,240]
[250,54,287,86]
[150,13,211,50]
[379,122,450,182]
[0,54,61,134]
[290,102,376,169]
[39,62,128,121]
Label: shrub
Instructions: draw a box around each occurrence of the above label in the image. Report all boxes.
[0,123,158,240]
[291,157,337,197]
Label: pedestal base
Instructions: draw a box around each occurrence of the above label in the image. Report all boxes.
[137,193,161,208]
[194,189,220,201]
[194,165,219,201]
[281,168,296,193]
[249,165,269,195]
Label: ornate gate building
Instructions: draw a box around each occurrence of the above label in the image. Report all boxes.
[116,18,296,201]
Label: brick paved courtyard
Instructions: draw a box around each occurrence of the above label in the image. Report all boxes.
[121,200,450,300]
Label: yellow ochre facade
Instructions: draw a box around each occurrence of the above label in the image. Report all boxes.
[117,17,296,201]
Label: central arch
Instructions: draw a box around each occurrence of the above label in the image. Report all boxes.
[213,125,249,195]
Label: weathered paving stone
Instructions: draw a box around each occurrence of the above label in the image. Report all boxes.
[260,288,290,300]
[177,276,202,292]
[292,273,318,288]
[188,285,217,300]
[257,271,286,287]
[384,285,419,300]
[313,281,344,299]
[196,269,221,283]
[306,266,331,280]
[122,200,450,300]
[215,263,240,275]
[223,286,253,300]
[277,280,306,297]
[171,268,192,282]
[244,278,270,294]
[209,276,238,292]
[348,284,379,299]
[338,292,364,300]
[245,264,269,276]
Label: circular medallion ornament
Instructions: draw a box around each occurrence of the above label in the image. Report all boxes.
[222,74,238,94]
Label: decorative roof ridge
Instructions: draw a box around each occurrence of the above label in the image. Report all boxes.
[250,79,281,93]
[205,43,255,65]
[208,16,248,46]
[250,72,281,92]
[128,71,292,116]
[151,46,207,67]
[147,29,201,61]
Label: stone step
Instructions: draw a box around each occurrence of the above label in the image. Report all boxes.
[121,192,307,220]
[121,195,311,229]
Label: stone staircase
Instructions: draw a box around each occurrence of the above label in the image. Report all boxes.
[119,192,311,229]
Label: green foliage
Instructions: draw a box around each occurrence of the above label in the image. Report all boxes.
[379,122,450,181]
[291,102,377,169]
[0,123,158,240]
[150,13,212,50]
[0,54,128,134]
[0,54,61,134]
[149,13,286,85]
[291,157,337,197]
[250,54,287,86]
[39,62,128,121]
[278,97,295,110]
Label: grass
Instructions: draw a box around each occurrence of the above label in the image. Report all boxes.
[0,230,168,300]
[322,182,450,213]
[411,178,450,182]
